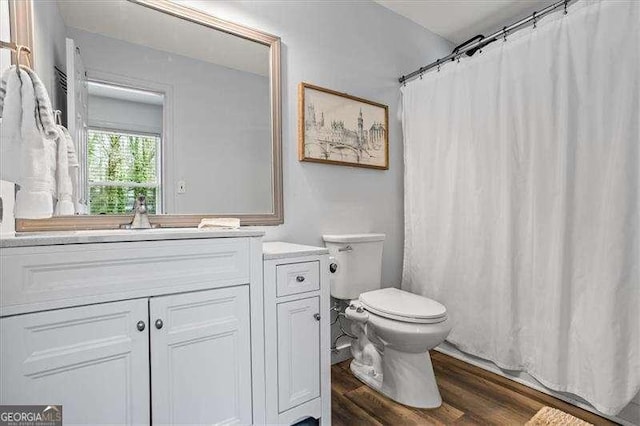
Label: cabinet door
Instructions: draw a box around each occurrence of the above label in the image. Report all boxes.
[0,299,150,425]
[150,286,252,425]
[277,296,321,412]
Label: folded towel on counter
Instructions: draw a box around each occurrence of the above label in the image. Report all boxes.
[198,217,241,229]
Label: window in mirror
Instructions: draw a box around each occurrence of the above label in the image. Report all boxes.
[85,81,164,215]
[87,128,161,215]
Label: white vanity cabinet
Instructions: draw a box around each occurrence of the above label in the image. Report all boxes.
[263,242,331,425]
[1,298,151,425]
[277,295,321,412]
[150,286,252,425]
[0,231,266,425]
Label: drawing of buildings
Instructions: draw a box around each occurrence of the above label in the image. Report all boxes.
[304,102,386,164]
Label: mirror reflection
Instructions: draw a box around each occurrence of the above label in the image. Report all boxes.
[32,0,274,216]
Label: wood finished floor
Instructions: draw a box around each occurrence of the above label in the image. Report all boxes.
[331,351,615,425]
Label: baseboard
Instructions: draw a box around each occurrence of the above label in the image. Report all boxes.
[435,342,639,426]
[331,342,351,365]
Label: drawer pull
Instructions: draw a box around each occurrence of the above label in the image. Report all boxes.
[296,275,305,282]
[314,313,321,321]
[136,320,146,332]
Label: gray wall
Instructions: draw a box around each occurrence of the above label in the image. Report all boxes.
[88,95,163,135]
[67,27,273,215]
[32,0,67,116]
[182,0,453,357]
[184,0,452,285]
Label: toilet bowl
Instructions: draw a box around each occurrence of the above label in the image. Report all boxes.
[323,233,451,408]
[345,287,452,408]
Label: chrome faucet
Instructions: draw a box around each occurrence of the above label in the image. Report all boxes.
[130,195,152,229]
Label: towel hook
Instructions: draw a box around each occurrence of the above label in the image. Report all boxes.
[14,44,31,74]
[15,45,25,74]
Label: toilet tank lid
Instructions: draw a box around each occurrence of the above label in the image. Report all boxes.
[322,233,386,243]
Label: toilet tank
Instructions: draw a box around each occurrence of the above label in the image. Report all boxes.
[322,233,385,300]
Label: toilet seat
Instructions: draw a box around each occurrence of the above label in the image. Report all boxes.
[359,288,447,324]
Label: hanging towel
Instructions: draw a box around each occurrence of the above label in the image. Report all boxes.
[0,66,57,218]
[53,125,75,216]
[0,67,22,183]
[22,67,58,140]
[59,125,80,214]
[22,68,79,215]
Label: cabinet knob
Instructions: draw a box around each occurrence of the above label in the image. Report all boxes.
[329,263,338,273]
[136,320,146,332]
[155,319,164,330]
[314,313,321,321]
[296,275,305,282]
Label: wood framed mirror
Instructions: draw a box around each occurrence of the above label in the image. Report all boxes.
[11,0,282,231]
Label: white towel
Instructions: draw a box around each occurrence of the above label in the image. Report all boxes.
[197,217,241,229]
[53,125,75,216]
[23,68,79,216]
[0,66,56,218]
[0,67,22,183]
[59,125,80,213]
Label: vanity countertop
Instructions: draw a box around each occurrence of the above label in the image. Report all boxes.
[263,241,329,260]
[0,228,265,248]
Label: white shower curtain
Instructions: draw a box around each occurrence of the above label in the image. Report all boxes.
[401,0,638,416]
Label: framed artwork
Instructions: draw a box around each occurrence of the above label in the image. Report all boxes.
[298,82,389,170]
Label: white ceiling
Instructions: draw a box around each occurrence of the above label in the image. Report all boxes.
[56,0,270,77]
[374,0,558,45]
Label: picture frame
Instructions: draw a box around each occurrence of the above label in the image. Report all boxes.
[298,82,389,170]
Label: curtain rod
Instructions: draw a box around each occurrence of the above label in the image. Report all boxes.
[399,0,576,85]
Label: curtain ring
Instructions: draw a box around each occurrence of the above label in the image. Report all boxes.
[503,27,508,42]
[564,0,568,15]
[533,11,537,28]
[437,59,441,72]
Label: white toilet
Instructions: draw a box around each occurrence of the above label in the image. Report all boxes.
[323,233,451,409]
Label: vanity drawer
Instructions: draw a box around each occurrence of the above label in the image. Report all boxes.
[276,261,320,297]
[0,238,251,316]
